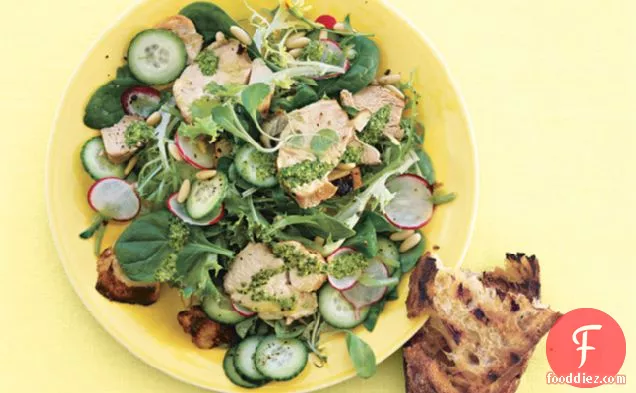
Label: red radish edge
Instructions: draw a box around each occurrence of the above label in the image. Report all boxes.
[174,133,214,170]
[341,261,389,309]
[383,173,435,230]
[315,39,350,80]
[166,193,225,226]
[232,302,256,317]
[326,247,360,290]
[121,86,161,117]
[87,177,140,222]
[315,14,337,29]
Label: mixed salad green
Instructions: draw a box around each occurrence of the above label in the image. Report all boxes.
[79,0,455,386]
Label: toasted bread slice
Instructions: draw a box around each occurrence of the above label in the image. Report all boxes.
[404,254,560,393]
[177,306,237,349]
[95,248,160,306]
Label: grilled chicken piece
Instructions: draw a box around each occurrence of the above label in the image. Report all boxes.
[177,306,237,349]
[223,243,324,321]
[95,248,160,306]
[156,15,203,64]
[341,85,406,141]
[173,39,252,123]
[100,115,143,164]
[276,99,354,208]
[404,254,561,393]
[282,241,327,292]
[347,136,382,165]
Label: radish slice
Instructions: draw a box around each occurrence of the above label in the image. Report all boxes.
[315,14,337,29]
[327,247,360,290]
[341,260,389,309]
[315,39,350,80]
[174,133,216,169]
[232,302,256,317]
[384,174,434,230]
[87,177,140,221]
[121,86,161,118]
[167,193,224,226]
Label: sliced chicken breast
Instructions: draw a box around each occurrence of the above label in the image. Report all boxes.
[341,85,406,141]
[173,39,252,122]
[156,15,203,64]
[347,136,382,165]
[100,115,143,164]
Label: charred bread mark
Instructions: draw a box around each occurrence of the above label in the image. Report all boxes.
[177,306,237,349]
[406,254,438,318]
[95,248,160,306]
[483,253,541,300]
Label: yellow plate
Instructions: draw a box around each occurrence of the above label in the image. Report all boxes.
[46,0,478,391]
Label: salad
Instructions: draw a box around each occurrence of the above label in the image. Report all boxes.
[79,0,455,387]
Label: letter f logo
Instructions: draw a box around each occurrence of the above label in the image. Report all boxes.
[572,325,602,368]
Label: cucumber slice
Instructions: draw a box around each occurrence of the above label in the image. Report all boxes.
[234,145,278,188]
[81,137,126,180]
[186,172,228,219]
[202,293,246,325]
[254,336,308,381]
[319,284,370,329]
[223,347,265,388]
[127,29,187,85]
[376,237,400,275]
[234,336,268,382]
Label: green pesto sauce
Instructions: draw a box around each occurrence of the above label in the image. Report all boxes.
[251,291,296,311]
[359,104,391,145]
[278,160,333,189]
[196,50,219,76]
[328,251,368,279]
[272,243,326,277]
[302,40,344,66]
[341,145,363,164]
[252,151,277,181]
[124,121,155,147]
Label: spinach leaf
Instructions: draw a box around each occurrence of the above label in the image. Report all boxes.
[344,218,378,258]
[115,65,141,84]
[317,36,380,96]
[269,213,355,240]
[274,321,305,339]
[241,83,271,119]
[416,150,436,185]
[362,211,398,233]
[364,298,387,332]
[114,211,173,282]
[400,236,426,273]
[177,227,235,269]
[180,2,260,58]
[84,79,137,129]
[345,331,377,378]
[271,84,319,112]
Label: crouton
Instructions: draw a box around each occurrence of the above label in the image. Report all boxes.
[95,248,160,306]
[177,306,237,349]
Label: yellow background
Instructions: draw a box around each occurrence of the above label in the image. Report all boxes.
[0,0,634,392]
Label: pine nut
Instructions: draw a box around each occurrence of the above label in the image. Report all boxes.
[385,84,405,100]
[337,162,356,171]
[196,169,217,180]
[289,48,303,58]
[399,233,422,253]
[196,139,208,154]
[333,22,346,31]
[352,110,372,131]
[390,230,414,241]
[319,30,328,40]
[378,73,402,86]
[146,111,162,126]
[314,236,325,246]
[177,179,191,203]
[215,31,226,43]
[287,31,306,41]
[328,169,350,181]
[230,25,252,46]
[209,41,224,49]
[124,155,138,176]
[168,143,183,162]
[286,36,310,49]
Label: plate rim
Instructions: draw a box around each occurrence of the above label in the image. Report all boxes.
[44,0,480,391]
